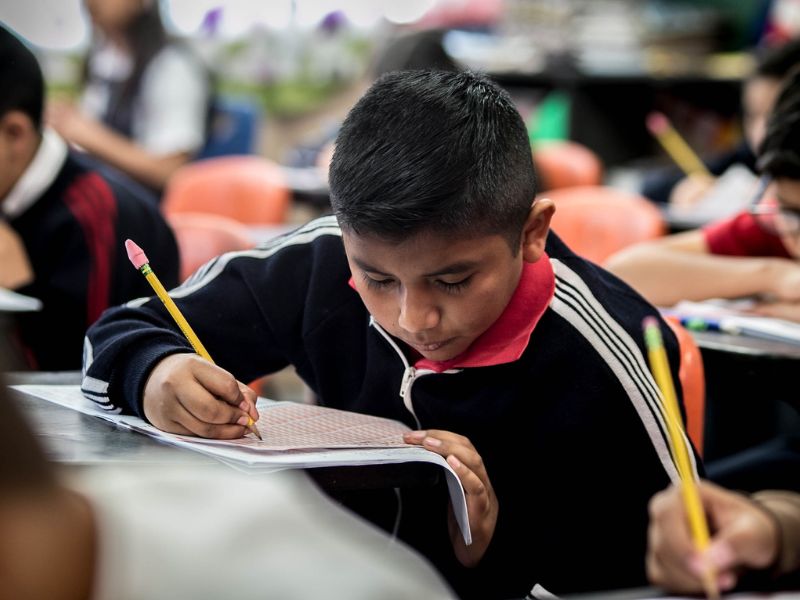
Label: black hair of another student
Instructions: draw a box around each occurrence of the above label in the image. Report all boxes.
[758,67,800,180]
[0,25,44,130]
[755,38,800,79]
[329,70,537,251]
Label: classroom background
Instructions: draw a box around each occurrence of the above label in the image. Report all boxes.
[3,0,800,597]
[2,0,798,455]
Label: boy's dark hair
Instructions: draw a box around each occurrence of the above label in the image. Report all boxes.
[755,38,800,79]
[758,67,800,179]
[0,25,44,129]
[329,70,536,250]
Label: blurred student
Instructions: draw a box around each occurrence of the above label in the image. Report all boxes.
[647,480,800,594]
[83,70,693,599]
[0,25,178,370]
[607,66,800,322]
[642,39,800,207]
[49,0,211,192]
[0,374,456,600]
[607,67,800,497]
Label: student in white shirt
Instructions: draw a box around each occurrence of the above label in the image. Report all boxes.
[49,0,211,192]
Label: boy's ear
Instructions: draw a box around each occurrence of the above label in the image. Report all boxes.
[520,198,554,263]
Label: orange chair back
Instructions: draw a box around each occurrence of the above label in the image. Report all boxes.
[164,156,291,224]
[543,185,666,264]
[168,212,256,282]
[533,140,604,191]
[664,317,706,457]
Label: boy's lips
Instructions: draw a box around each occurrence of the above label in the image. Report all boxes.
[406,337,454,353]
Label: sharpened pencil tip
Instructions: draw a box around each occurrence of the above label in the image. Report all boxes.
[248,418,263,440]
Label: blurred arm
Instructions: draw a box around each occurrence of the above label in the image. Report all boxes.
[604,230,787,306]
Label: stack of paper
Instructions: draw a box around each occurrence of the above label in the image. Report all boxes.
[12,384,471,544]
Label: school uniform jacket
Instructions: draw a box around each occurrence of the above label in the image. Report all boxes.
[4,130,179,370]
[82,215,697,600]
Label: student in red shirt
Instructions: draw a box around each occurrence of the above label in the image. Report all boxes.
[607,67,800,322]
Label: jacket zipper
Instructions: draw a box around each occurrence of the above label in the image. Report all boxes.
[369,317,460,428]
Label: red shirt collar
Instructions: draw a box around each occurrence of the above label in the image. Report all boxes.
[348,254,555,373]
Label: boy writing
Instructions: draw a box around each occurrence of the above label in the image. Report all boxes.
[84,70,693,598]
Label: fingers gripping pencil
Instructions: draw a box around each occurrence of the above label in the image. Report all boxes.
[643,317,717,599]
[125,239,262,440]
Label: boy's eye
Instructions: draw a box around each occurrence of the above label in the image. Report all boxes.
[362,274,395,290]
[435,276,471,293]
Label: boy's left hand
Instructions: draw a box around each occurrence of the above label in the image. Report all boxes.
[403,429,497,567]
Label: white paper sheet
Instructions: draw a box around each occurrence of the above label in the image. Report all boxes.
[0,287,42,312]
[13,384,471,544]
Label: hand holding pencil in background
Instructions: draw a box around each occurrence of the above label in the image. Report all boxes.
[647,480,782,595]
[643,317,718,599]
[126,240,262,440]
[646,111,716,208]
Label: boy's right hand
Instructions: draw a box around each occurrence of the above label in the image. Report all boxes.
[143,353,259,439]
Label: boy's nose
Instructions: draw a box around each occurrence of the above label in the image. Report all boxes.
[398,290,439,333]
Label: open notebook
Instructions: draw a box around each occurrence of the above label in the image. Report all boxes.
[13,384,471,544]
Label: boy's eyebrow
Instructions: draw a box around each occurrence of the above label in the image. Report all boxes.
[352,257,479,277]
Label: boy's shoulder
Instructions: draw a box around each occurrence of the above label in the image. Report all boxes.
[545,230,664,331]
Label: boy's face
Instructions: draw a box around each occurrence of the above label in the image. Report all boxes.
[341,195,559,362]
[344,229,524,361]
[773,178,800,258]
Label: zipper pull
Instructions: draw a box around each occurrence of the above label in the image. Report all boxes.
[399,366,416,398]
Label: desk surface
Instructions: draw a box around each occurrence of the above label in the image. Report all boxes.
[6,371,441,492]
[686,331,800,463]
[8,372,214,467]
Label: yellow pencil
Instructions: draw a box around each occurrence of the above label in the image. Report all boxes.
[646,112,712,178]
[643,317,717,600]
[125,239,262,440]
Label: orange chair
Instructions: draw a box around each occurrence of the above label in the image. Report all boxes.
[163,156,291,224]
[543,185,666,264]
[167,212,256,283]
[664,317,706,457]
[533,140,604,191]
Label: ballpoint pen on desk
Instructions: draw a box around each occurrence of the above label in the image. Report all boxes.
[646,112,712,178]
[125,239,262,440]
[642,317,718,600]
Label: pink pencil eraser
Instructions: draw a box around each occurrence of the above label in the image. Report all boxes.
[125,239,149,269]
[642,316,659,330]
[646,112,669,135]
